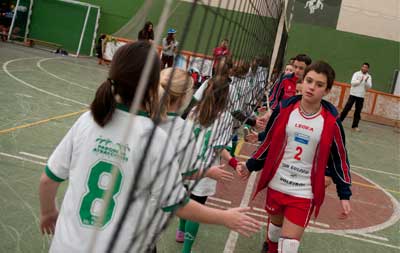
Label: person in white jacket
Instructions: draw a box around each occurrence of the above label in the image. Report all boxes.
[340,62,372,131]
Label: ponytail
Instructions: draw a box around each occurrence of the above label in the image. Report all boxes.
[90,79,117,127]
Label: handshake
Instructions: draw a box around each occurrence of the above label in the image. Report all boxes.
[236,162,251,180]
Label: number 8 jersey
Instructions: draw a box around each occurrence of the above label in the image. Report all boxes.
[45,107,187,253]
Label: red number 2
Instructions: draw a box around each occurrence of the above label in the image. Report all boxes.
[294,146,303,160]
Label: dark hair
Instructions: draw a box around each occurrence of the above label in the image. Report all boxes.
[91,41,161,127]
[304,61,336,89]
[295,54,312,66]
[194,76,230,127]
[362,62,370,68]
[144,21,153,30]
[138,21,154,40]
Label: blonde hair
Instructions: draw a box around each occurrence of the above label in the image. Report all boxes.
[159,68,194,116]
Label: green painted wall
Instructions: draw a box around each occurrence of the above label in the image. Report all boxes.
[285,23,400,93]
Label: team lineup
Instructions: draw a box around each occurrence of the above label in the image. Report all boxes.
[37,38,371,253]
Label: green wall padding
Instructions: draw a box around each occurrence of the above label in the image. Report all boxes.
[285,23,400,93]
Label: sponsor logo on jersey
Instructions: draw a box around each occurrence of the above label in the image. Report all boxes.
[93,136,130,162]
[295,123,314,132]
[294,132,310,145]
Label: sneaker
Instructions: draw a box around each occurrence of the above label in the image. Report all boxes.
[261,241,269,253]
[352,127,361,132]
[175,230,184,243]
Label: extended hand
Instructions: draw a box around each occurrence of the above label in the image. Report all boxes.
[236,163,250,180]
[206,164,234,182]
[222,207,261,237]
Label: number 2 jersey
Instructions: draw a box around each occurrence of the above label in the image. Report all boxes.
[268,104,323,199]
[246,96,351,217]
[45,106,187,253]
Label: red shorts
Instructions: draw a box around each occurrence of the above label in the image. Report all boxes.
[265,187,313,228]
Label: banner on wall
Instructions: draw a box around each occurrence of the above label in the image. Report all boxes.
[103,39,214,77]
[293,0,342,28]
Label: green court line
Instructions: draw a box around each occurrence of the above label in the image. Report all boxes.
[0,109,87,135]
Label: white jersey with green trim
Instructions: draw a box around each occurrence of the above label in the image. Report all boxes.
[46,108,186,253]
[159,114,199,176]
[188,111,232,196]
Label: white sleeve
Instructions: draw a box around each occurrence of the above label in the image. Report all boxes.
[162,38,168,51]
[46,123,76,181]
[193,79,209,101]
[212,113,232,149]
[150,137,187,212]
[177,122,200,176]
[366,75,372,89]
[350,72,361,86]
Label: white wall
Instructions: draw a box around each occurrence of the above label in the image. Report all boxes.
[337,0,400,42]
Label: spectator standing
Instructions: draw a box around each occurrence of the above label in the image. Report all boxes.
[340,63,372,131]
[161,28,178,69]
[138,21,154,42]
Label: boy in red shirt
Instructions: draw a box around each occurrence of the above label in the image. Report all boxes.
[238,61,352,253]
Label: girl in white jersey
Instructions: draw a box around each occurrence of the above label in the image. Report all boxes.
[238,61,352,253]
[39,41,260,253]
[175,70,240,253]
[158,68,236,245]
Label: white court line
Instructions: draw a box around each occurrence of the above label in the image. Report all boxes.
[207,202,228,210]
[308,220,330,228]
[340,234,399,250]
[246,212,267,219]
[19,152,48,160]
[55,58,108,72]
[37,58,94,91]
[208,196,232,205]
[252,207,267,213]
[56,102,73,107]
[0,152,46,166]
[353,233,389,242]
[352,165,400,177]
[2,58,88,107]
[223,172,258,253]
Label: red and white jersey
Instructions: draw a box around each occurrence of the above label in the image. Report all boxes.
[269,106,323,199]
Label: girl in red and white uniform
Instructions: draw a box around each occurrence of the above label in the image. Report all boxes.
[238,61,352,253]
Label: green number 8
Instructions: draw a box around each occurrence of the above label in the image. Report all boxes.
[79,161,123,228]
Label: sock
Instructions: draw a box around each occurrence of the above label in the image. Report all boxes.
[178,218,186,232]
[182,220,200,253]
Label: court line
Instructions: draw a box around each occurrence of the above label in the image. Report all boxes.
[223,139,258,253]
[2,57,89,106]
[54,58,108,72]
[19,152,47,160]
[207,202,228,210]
[36,58,95,91]
[352,181,400,194]
[208,196,232,205]
[354,233,389,242]
[352,165,400,177]
[339,234,399,250]
[0,109,87,135]
[0,152,46,166]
